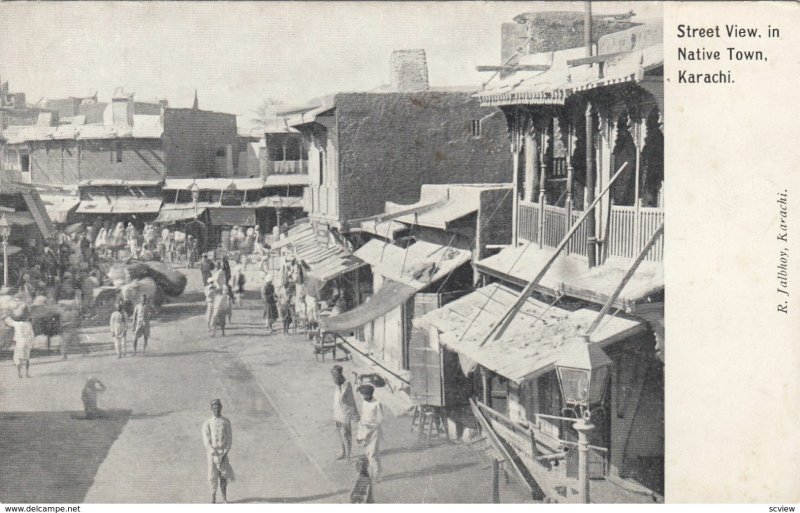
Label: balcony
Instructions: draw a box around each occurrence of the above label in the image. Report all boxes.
[517,201,663,262]
[264,159,308,175]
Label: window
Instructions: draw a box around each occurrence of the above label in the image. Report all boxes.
[20,153,30,172]
[318,151,324,185]
[216,148,226,158]
[470,119,481,137]
[116,140,123,163]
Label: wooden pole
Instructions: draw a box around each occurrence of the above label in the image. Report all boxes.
[537,121,547,249]
[492,459,501,503]
[584,1,593,58]
[633,120,642,253]
[585,102,597,267]
[485,162,629,343]
[585,222,664,335]
[512,116,521,247]
[565,122,574,255]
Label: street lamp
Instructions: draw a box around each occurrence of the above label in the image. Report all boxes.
[555,334,613,504]
[0,214,11,288]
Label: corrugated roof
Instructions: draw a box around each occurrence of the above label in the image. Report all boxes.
[154,207,207,224]
[355,239,471,291]
[416,283,644,382]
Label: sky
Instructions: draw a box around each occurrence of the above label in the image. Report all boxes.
[0,1,662,121]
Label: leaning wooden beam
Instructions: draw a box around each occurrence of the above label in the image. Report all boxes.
[476,65,550,72]
[566,52,626,67]
[347,199,448,226]
[482,162,629,345]
[585,222,664,335]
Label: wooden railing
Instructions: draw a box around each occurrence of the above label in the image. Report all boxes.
[551,157,567,178]
[607,205,664,262]
[517,202,663,262]
[265,159,308,175]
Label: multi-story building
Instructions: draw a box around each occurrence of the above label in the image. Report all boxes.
[1,88,239,227]
[408,15,665,503]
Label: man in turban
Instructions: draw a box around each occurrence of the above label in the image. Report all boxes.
[201,399,234,503]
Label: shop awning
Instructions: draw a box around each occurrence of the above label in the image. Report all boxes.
[1,211,37,227]
[264,174,310,186]
[38,194,81,224]
[358,219,408,240]
[255,196,304,209]
[208,207,256,226]
[76,197,162,215]
[163,177,265,191]
[320,280,416,333]
[275,222,367,282]
[154,207,208,224]
[476,243,589,298]
[416,283,645,382]
[561,257,664,312]
[395,198,478,230]
[355,239,471,290]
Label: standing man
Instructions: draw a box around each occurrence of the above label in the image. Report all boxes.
[5,306,35,378]
[110,302,128,358]
[200,254,215,288]
[201,399,234,504]
[132,295,152,354]
[261,274,276,333]
[332,365,360,463]
[356,384,385,483]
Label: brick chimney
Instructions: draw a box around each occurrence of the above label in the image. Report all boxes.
[389,49,430,92]
[111,87,134,127]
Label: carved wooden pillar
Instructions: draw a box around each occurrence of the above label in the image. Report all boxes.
[537,118,549,249]
[524,122,538,203]
[585,102,597,268]
[511,115,522,247]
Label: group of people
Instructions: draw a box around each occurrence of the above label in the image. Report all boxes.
[202,254,246,337]
[108,294,153,358]
[200,366,384,504]
[259,253,324,335]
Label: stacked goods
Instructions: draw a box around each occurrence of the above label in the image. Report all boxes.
[144,262,187,297]
[120,278,160,307]
[106,260,187,298]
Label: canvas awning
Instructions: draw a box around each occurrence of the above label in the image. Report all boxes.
[38,194,81,224]
[355,239,471,290]
[395,198,478,230]
[2,211,37,227]
[561,257,664,312]
[76,197,162,215]
[255,196,304,209]
[416,283,645,382]
[320,280,416,333]
[264,174,310,186]
[208,207,256,226]
[163,177,265,191]
[476,243,589,298]
[275,223,367,283]
[154,207,208,224]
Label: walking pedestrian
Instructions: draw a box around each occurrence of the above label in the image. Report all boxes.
[5,306,35,378]
[349,456,374,503]
[204,278,217,331]
[211,288,232,337]
[260,274,276,333]
[200,254,214,286]
[110,302,128,358]
[332,365,360,463]
[81,376,106,419]
[202,399,234,504]
[356,384,385,482]
[132,295,152,354]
